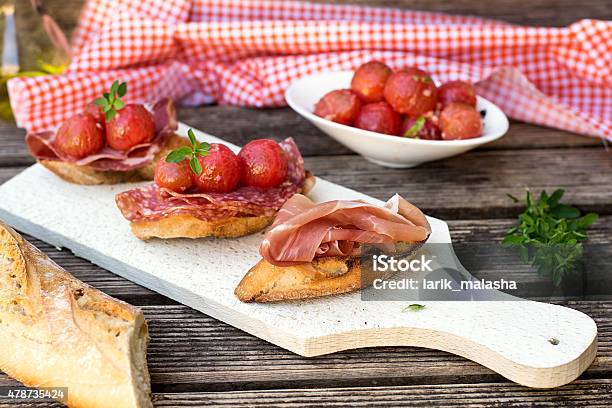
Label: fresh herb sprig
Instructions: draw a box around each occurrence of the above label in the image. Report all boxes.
[503,189,598,286]
[166,129,210,175]
[402,304,425,312]
[95,80,127,121]
[403,116,425,138]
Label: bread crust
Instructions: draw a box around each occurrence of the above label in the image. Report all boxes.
[39,133,190,185]
[131,214,275,240]
[235,241,426,303]
[235,257,362,302]
[0,221,152,408]
[128,173,316,240]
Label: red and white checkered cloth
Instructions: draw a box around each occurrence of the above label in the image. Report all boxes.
[8,0,612,140]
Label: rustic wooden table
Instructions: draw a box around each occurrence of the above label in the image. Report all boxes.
[1,1,612,406]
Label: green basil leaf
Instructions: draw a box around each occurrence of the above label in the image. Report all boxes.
[113,99,125,110]
[579,213,599,228]
[110,80,119,96]
[94,97,108,108]
[190,156,202,175]
[118,82,127,97]
[166,148,190,163]
[548,189,564,206]
[551,205,580,219]
[187,128,197,147]
[105,109,117,121]
[403,116,425,138]
[402,304,425,312]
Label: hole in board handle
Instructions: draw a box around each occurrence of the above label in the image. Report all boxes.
[549,338,560,345]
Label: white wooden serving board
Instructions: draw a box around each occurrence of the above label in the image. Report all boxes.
[0,124,597,388]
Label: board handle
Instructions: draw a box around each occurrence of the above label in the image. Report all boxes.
[304,300,597,388]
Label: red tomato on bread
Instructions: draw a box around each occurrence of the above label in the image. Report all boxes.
[193,143,242,193]
[105,104,155,151]
[238,139,288,188]
[154,159,193,192]
[53,113,105,159]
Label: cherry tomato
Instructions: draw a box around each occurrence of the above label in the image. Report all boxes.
[105,104,155,151]
[350,60,392,103]
[314,89,362,125]
[53,113,105,159]
[439,103,483,140]
[383,68,438,117]
[398,116,441,140]
[85,101,105,124]
[438,80,477,107]
[354,102,401,135]
[193,143,242,193]
[238,139,288,188]
[154,159,193,192]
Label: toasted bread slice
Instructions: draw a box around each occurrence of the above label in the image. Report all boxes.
[235,241,425,302]
[131,214,275,240]
[235,257,362,302]
[129,172,316,240]
[40,133,190,185]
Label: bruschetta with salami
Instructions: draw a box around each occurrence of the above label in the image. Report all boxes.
[26,81,189,185]
[116,132,315,240]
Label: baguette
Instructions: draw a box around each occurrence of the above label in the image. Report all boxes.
[129,172,316,240]
[0,221,152,408]
[40,133,190,185]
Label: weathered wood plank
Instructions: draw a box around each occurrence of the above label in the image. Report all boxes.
[153,379,612,407]
[1,378,612,407]
[0,108,604,166]
[2,298,610,392]
[305,149,612,219]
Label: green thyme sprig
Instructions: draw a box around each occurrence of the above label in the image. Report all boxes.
[503,189,598,286]
[403,116,425,138]
[95,80,127,121]
[165,129,210,175]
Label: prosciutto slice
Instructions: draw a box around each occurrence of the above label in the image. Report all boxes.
[116,137,305,222]
[260,194,431,266]
[25,98,177,172]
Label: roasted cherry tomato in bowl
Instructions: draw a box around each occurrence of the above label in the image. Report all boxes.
[106,104,155,151]
[350,60,392,103]
[439,103,483,140]
[313,89,362,125]
[154,159,193,192]
[354,102,401,135]
[438,80,477,107]
[399,116,442,140]
[238,139,288,188]
[383,67,438,117]
[193,143,242,193]
[53,113,105,159]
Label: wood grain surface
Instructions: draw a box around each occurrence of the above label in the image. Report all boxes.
[1,0,611,406]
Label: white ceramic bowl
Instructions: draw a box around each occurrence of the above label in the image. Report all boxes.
[285,71,509,168]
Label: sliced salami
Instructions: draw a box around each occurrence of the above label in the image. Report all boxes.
[26,99,178,172]
[116,138,306,222]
